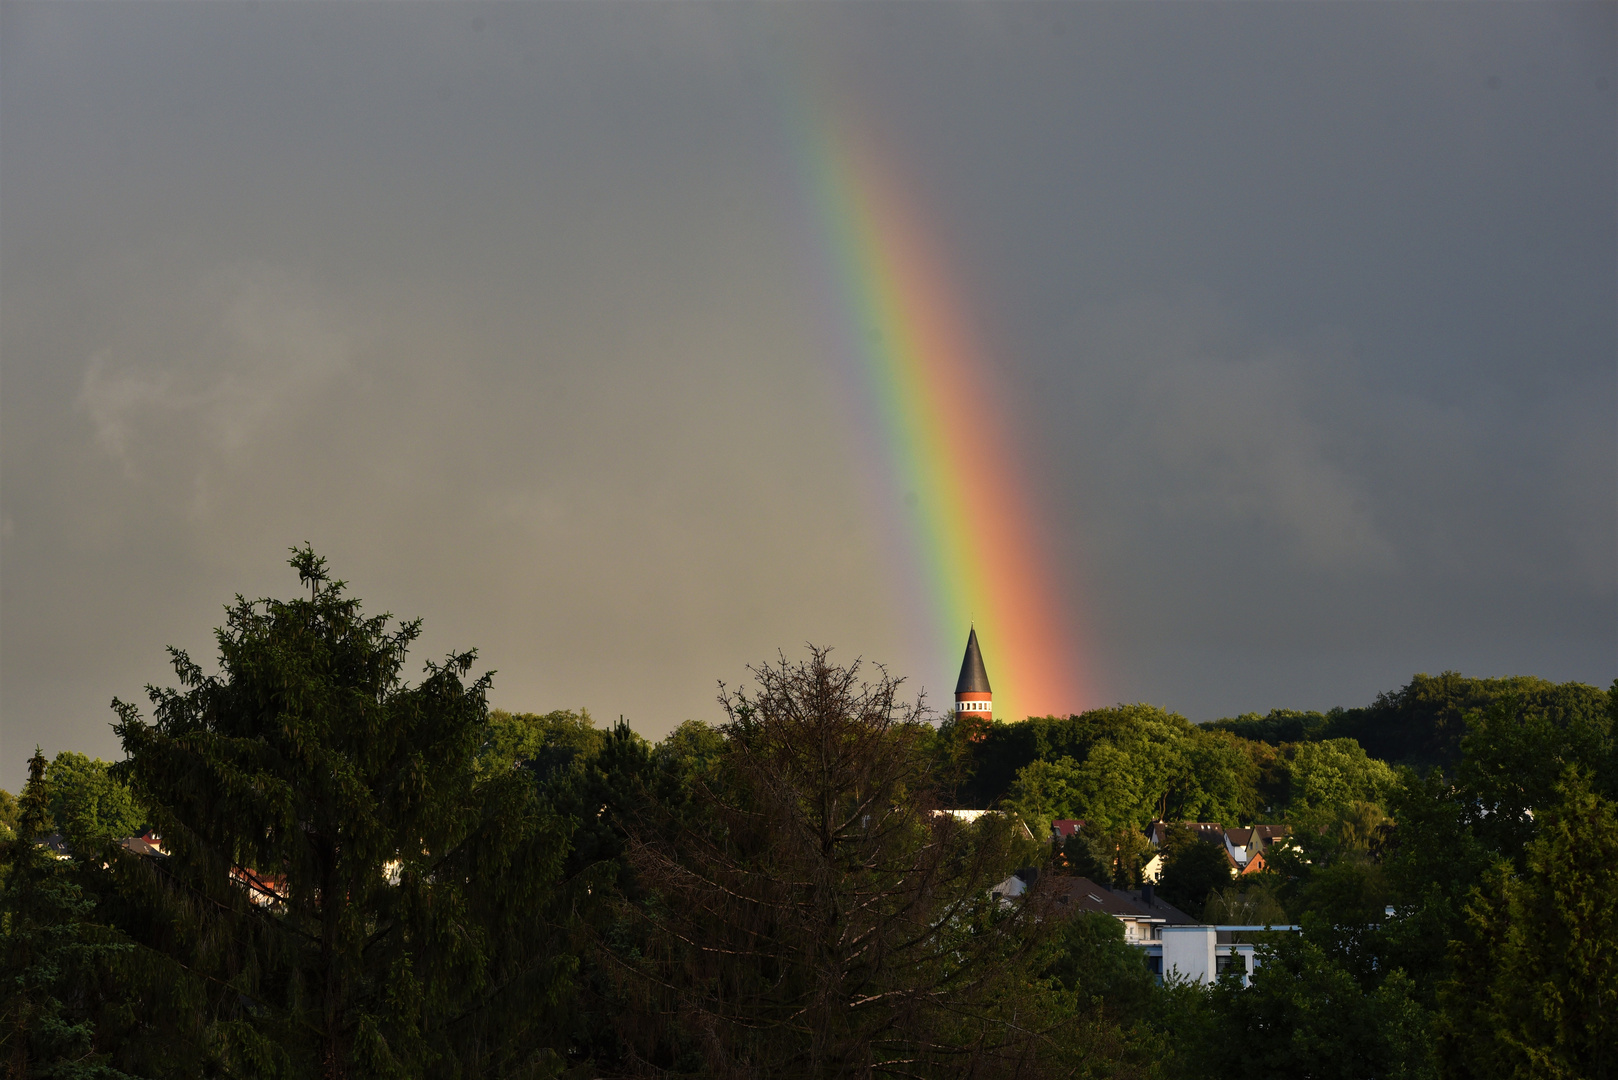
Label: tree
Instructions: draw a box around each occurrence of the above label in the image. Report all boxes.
[1155,828,1232,915]
[1332,672,1606,774]
[43,754,143,857]
[480,708,603,779]
[1057,825,1154,890]
[608,648,1094,1078]
[1283,739,1396,824]
[0,790,19,843]
[1040,912,1157,1025]
[1202,877,1287,926]
[1438,771,1617,1080]
[1176,730,1259,826]
[0,750,135,1080]
[1188,934,1434,1080]
[104,547,574,1079]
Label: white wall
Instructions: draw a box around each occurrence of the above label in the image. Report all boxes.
[1160,925,1216,984]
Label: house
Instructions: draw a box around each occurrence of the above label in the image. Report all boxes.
[118,827,165,858]
[33,832,72,860]
[1146,820,1290,873]
[230,865,290,908]
[1049,818,1087,842]
[1147,821,1228,849]
[1049,876,1295,986]
[990,866,1039,905]
[1249,824,1289,856]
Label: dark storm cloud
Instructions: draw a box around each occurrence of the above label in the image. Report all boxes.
[2,2,1612,783]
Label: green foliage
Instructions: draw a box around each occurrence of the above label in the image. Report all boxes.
[1186,934,1435,1080]
[1179,729,1260,824]
[1201,708,1335,745]
[959,704,1195,810]
[1057,824,1155,889]
[1202,876,1287,926]
[1437,771,1617,1080]
[42,754,144,857]
[1457,689,1617,859]
[481,707,602,779]
[1216,672,1609,776]
[1282,739,1397,823]
[103,547,576,1079]
[1155,828,1233,915]
[998,707,1260,833]
[652,718,725,783]
[1041,912,1157,1020]
[0,750,136,1080]
[608,648,1124,1078]
[0,789,19,842]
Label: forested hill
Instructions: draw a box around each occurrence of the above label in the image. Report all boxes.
[1203,672,1609,775]
[950,672,1610,814]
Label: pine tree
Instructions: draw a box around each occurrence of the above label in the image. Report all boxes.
[104,548,574,1079]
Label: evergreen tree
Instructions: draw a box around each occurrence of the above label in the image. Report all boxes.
[0,750,134,1080]
[1438,771,1617,1080]
[104,548,574,1079]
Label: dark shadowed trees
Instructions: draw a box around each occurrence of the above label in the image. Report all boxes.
[605,648,1114,1079]
[1438,771,1617,1080]
[103,548,574,1079]
[1154,827,1233,916]
[0,750,135,1080]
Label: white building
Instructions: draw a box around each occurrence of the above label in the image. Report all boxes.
[1050,877,1296,986]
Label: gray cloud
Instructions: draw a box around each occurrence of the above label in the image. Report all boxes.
[79,265,353,470]
[2,2,1612,783]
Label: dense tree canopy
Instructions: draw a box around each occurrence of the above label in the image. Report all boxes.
[43,753,144,857]
[100,548,576,1079]
[4,550,1612,1080]
[605,649,1089,1079]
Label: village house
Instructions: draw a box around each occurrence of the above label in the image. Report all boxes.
[1049,876,1296,986]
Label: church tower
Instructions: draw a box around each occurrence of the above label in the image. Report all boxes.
[953,626,992,721]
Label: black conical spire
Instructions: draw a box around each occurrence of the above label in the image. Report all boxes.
[954,627,992,695]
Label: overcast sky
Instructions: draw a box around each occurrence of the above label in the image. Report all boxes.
[3,2,1613,786]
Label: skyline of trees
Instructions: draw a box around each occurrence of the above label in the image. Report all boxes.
[2,551,1612,1079]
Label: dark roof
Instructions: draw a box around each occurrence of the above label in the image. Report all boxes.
[119,836,164,858]
[1052,877,1147,918]
[1121,886,1200,925]
[1148,821,1229,847]
[954,627,992,694]
[1049,877,1199,925]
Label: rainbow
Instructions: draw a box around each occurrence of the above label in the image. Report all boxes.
[790,88,1095,722]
